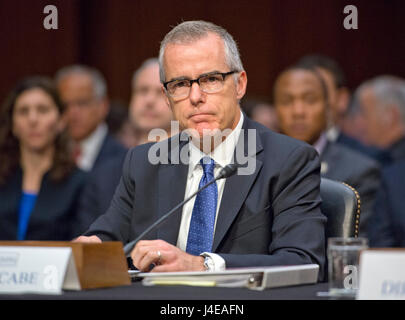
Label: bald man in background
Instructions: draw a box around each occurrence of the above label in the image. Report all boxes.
[352,76,405,246]
[55,65,127,173]
[74,59,174,236]
[129,58,174,146]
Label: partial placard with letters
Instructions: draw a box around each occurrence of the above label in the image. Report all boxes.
[0,246,80,295]
[357,249,405,300]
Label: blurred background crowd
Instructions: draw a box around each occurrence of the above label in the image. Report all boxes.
[0,0,404,247]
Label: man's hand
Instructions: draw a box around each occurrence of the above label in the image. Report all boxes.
[72,235,102,243]
[131,239,205,272]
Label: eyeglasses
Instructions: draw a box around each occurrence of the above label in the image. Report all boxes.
[163,70,238,99]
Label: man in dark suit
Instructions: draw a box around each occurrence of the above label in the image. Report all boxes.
[368,160,405,247]
[350,76,405,165]
[296,54,391,166]
[75,21,326,279]
[55,65,127,173]
[274,64,380,236]
[73,156,125,237]
[360,77,405,246]
[74,58,175,237]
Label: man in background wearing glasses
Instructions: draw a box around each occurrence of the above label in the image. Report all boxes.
[56,65,128,172]
[76,20,326,281]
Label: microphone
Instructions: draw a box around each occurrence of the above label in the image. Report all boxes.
[123,163,238,256]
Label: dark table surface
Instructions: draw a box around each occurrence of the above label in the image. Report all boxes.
[0,281,330,300]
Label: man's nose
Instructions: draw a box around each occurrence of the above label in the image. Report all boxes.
[144,91,158,107]
[291,101,306,117]
[189,82,205,106]
[65,103,81,116]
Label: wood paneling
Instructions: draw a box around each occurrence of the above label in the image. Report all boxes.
[1,0,404,106]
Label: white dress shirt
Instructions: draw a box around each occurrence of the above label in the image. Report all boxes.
[176,111,244,271]
[75,123,108,171]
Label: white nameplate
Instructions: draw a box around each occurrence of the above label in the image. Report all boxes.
[357,250,405,300]
[0,246,80,295]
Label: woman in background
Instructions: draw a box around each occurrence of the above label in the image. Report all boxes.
[0,76,87,240]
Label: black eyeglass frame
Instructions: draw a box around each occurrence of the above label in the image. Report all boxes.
[162,70,239,93]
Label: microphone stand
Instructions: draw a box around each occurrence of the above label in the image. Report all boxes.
[123,164,238,256]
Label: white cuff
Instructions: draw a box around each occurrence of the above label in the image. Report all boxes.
[200,252,226,271]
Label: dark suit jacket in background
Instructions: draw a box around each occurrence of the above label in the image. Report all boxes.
[336,132,392,167]
[368,160,405,247]
[85,117,327,280]
[75,156,125,237]
[72,133,127,237]
[0,167,87,241]
[387,137,405,164]
[320,141,381,237]
[91,133,128,173]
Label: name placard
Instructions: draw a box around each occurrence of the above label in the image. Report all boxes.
[0,246,80,295]
[357,249,405,300]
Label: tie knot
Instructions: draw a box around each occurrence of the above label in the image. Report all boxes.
[200,157,215,175]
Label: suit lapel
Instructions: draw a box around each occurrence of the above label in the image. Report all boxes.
[320,141,334,176]
[212,118,263,251]
[156,137,189,245]
[155,119,264,250]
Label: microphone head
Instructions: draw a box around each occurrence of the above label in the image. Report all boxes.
[217,163,238,179]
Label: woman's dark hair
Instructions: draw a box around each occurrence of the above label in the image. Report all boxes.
[0,76,75,185]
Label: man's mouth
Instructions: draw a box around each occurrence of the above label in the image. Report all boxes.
[189,113,213,122]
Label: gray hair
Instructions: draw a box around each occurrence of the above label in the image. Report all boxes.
[55,64,107,99]
[131,58,159,90]
[158,20,244,82]
[352,75,405,123]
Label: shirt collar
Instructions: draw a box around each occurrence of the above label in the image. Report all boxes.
[77,122,108,171]
[313,132,328,156]
[188,111,244,177]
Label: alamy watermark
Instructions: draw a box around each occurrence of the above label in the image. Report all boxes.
[343,265,359,290]
[343,5,358,30]
[42,4,358,31]
[147,121,257,176]
[43,5,58,30]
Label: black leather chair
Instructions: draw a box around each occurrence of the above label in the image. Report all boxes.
[320,177,361,238]
[320,178,361,281]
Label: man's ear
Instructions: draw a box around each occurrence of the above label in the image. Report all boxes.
[386,104,401,126]
[336,87,350,115]
[236,71,248,100]
[162,85,172,110]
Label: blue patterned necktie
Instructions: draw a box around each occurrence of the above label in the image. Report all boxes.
[186,157,218,255]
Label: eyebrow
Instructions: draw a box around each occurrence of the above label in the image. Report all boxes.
[167,70,223,82]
